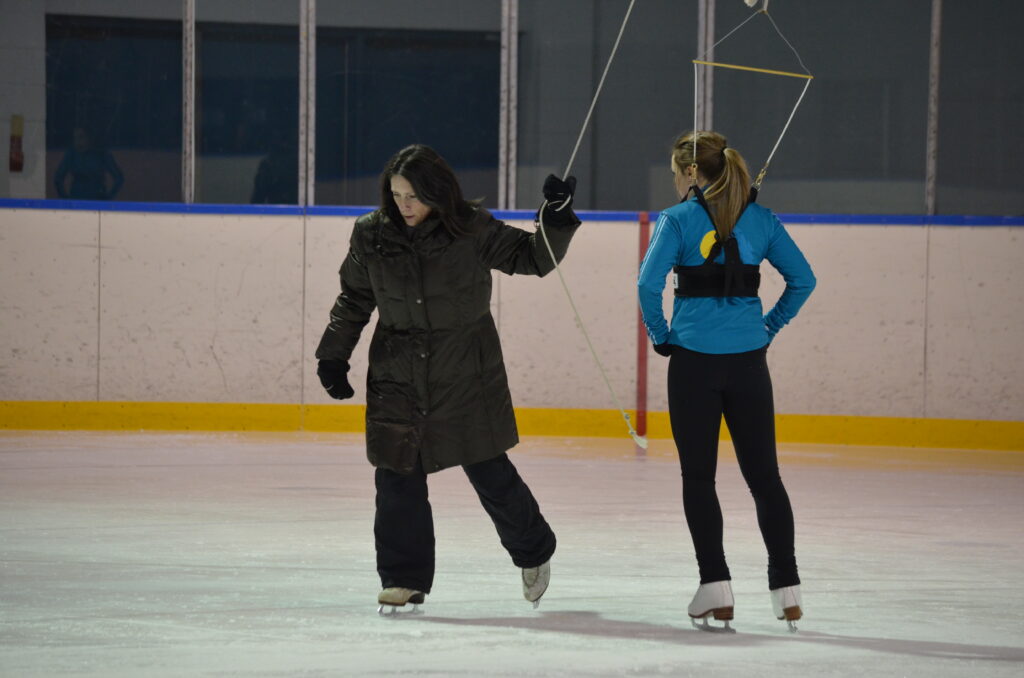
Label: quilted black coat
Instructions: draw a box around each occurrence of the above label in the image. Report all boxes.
[316,205,580,474]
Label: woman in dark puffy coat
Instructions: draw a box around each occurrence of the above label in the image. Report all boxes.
[315,144,580,613]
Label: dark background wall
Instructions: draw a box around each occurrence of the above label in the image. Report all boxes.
[16,0,1024,214]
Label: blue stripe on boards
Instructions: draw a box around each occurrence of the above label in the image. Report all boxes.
[1,198,1021,226]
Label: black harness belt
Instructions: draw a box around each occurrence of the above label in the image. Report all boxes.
[674,184,760,299]
[674,262,761,298]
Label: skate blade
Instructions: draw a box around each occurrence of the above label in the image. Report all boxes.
[690,617,736,634]
[776,605,801,632]
[523,582,549,607]
[377,603,423,617]
[774,605,801,632]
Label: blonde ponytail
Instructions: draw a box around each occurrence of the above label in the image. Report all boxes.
[672,131,752,240]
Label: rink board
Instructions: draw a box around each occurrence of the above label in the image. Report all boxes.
[1,203,1023,451]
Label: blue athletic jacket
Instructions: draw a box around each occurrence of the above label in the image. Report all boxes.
[637,196,815,354]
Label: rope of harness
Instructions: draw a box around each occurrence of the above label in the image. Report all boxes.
[533,0,811,449]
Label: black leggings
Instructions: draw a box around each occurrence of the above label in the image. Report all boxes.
[373,453,556,593]
[667,345,799,590]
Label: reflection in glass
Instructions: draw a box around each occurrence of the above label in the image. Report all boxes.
[53,126,125,200]
[937,0,1024,215]
[46,14,182,202]
[518,0,698,211]
[711,1,930,214]
[196,20,299,205]
[315,28,499,207]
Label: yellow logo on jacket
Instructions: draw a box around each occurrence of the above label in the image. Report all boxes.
[699,230,717,259]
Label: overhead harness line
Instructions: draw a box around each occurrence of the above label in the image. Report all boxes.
[534,0,647,449]
[683,1,813,339]
[692,0,814,192]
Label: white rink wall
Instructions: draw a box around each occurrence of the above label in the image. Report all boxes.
[1,206,1022,422]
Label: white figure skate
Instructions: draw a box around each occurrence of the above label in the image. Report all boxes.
[522,560,550,609]
[688,580,735,633]
[771,585,802,632]
[377,587,425,616]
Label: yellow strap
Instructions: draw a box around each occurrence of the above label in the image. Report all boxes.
[692,59,812,80]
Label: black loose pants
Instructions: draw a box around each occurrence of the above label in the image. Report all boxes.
[667,345,799,590]
[374,452,556,593]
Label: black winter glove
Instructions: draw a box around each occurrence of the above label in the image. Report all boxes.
[542,174,576,209]
[537,174,580,227]
[317,360,355,400]
[653,342,675,357]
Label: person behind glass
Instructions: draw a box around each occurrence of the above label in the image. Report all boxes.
[54,127,124,200]
[637,131,815,630]
[315,144,580,613]
[250,129,298,205]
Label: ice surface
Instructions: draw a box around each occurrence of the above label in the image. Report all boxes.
[2,432,1022,677]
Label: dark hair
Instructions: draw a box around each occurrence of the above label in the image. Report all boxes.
[379,144,472,236]
[672,131,751,239]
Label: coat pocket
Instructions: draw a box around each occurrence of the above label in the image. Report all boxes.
[365,419,421,475]
[365,380,421,474]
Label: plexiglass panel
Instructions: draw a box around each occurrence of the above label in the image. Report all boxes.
[46,13,183,202]
[8,0,1020,214]
[710,0,931,214]
[518,0,699,211]
[196,2,299,205]
[315,2,501,207]
[936,0,1024,216]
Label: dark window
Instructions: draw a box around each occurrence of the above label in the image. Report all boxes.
[518,0,699,211]
[315,28,500,206]
[710,0,930,214]
[936,0,1024,215]
[197,21,299,205]
[46,14,182,202]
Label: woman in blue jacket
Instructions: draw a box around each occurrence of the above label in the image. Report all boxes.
[638,131,815,631]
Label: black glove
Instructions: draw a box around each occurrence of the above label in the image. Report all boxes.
[542,174,576,210]
[317,360,355,400]
[653,342,675,357]
[537,174,579,227]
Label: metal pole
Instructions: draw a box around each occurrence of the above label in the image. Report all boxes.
[182,0,195,203]
[696,0,716,131]
[923,0,942,417]
[636,211,651,456]
[507,0,518,209]
[307,1,316,206]
[705,0,715,129]
[925,0,941,216]
[299,0,316,206]
[499,0,510,209]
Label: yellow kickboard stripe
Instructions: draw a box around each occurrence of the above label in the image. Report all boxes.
[1,401,1021,452]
